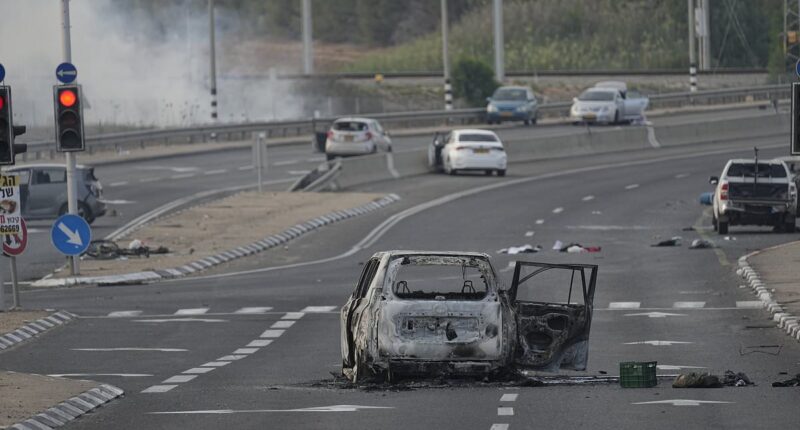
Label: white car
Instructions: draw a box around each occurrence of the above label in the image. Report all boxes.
[570,81,648,124]
[430,129,507,176]
[325,117,392,160]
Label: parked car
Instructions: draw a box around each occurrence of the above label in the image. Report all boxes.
[325,117,392,160]
[340,250,598,381]
[570,81,648,124]
[710,158,797,234]
[6,164,106,224]
[486,86,539,125]
[775,155,800,215]
[428,129,507,176]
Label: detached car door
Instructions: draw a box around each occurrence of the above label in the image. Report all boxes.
[508,262,597,372]
[341,258,381,370]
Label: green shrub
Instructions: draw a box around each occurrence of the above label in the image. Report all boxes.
[452,58,499,107]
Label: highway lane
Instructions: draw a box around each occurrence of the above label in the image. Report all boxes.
[4,130,800,428]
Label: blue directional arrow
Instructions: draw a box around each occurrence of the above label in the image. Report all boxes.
[55,63,78,84]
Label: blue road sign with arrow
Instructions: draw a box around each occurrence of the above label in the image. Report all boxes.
[0,64,5,82]
[51,214,91,256]
[55,62,78,84]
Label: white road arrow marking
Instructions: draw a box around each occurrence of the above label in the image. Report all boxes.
[633,399,733,407]
[624,340,693,346]
[624,312,686,318]
[149,405,395,414]
[58,222,83,246]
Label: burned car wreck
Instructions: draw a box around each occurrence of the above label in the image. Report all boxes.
[340,251,598,382]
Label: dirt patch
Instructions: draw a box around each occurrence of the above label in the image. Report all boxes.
[0,371,98,427]
[68,191,384,278]
[0,310,50,336]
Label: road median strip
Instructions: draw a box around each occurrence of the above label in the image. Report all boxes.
[0,311,77,352]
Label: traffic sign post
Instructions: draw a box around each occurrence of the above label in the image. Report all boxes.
[51,214,91,257]
[4,218,27,310]
[55,62,77,84]
[792,83,800,156]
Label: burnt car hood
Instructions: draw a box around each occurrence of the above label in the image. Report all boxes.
[507,262,598,372]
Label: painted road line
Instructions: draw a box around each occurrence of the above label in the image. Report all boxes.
[673,302,706,308]
[624,340,693,346]
[490,425,510,430]
[238,165,254,171]
[524,231,534,237]
[149,405,394,414]
[71,348,187,352]
[49,373,152,378]
[535,219,544,225]
[609,302,640,309]
[260,329,285,338]
[736,301,763,308]
[170,173,196,180]
[109,181,129,187]
[233,348,259,355]
[271,321,295,329]
[140,177,161,183]
[204,169,227,175]
[282,312,305,320]
[108,310,143,317]
[142,385,178,394]
[633,399,733,407]
[625,184,640,190]
[288,170,311,175]
[273,160,299,166]
[552,207,564,214]
[163,375,197,384]
[497,407,514,416]
[234,307,274,314]
[201,362,231,368]
[174,308,210,315]
[500,394,518,402]
[675,173,691,179]
[134,318,226,323]
[217,355,246,361]
[301,306,337,313]
[582,195,595,201]
[182,368,215,374]
[247,340,273,347]
[624,312,686,318]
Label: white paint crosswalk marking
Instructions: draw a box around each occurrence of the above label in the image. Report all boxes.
[282,312,305,320]
[609,302,641,309]
[183,368,215,374]
[233,348,259,355]
[497,407,514,416]
[163,375,197,384]
[234,307,274,314]
[201,361,231,367]
[142,385,178,393]
[301,306,337,313]
[271,321,295,329]
[247,340,273,347]
[490,425,510,430]
[217,355,246,361]
[736,301,762,309]
[500,394,518,402]
[260,329,285,338]
[673,302,706,309]
[174,308,209,315]
[108,310,143,317]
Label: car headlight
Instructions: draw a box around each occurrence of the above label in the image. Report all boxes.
[515,106,526,112]
[487,104,498,113]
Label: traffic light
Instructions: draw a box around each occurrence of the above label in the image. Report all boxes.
[0,86,13,165]
[793,83,800,155]
[53,84,85,152]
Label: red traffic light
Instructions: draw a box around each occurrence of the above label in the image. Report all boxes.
[0,95,4,110]
[59,89,77,107]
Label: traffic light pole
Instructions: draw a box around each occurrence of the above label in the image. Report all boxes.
[61,0,79,275]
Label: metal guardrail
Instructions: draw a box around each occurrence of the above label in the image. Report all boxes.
[20,84,789,162]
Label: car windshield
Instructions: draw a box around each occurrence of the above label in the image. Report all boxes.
[578,90,614,101]
[389,255,493,300]
[727,163,787,178]
[458,134,498,142]
[333,121,368,132]
[492,88,527,101]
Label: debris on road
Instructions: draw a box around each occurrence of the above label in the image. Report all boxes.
[689,239,715,249]
[497,244,542,254]
[722,370,753,387]
[85,239,169,260]
[672,372,723,388]
[553,241,601,253]
[651,236,682,247]
[771,374,800,387]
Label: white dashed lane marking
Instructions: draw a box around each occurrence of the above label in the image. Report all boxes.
[271,321,295,329]
[675,173,691,179]
[301,306,337,313]
[134,318,226,323]
[273,160,299,166]
[204,169,227,175]
[72,348,187,352]
[238,165,254,171]
[500,393,518,402]
[170,174,196,180]
[552,207,564,214]
[233,348,259,355]
[174,308,209,315]
[535,219,544,225]
[609,302,640,309]
[736,301,762,308]
[201,362,231,367]
[247,340,273,347]
[183,368,215,374]
[141,385,178,393]
[582,195,594,201]
[108,310,143,317]
[624,184,640,190]
[673,302,706,309]
[109,181,128,187]
[234,307,274,314]
[490,425,510,430]
[497,407,514,416]
[282,312,305,320]
[260,329,285,338]
[49,373,152,378]
[163,375,197,384]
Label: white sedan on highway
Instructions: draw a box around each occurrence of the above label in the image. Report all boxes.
[570,81,648,124]
[325,117,392,160]
[430,129,507,176]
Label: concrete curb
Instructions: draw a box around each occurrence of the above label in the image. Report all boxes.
[736,245,800,343]
[11,383,124,430]
[32,194,401,287]
[0,311,78,352]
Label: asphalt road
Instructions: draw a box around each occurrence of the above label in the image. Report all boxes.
[2,110,799,429]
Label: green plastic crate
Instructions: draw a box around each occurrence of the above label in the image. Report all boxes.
[619,361,657,388]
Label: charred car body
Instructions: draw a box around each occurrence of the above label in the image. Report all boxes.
[340,251,598,381]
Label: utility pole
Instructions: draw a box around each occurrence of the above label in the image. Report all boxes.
[209,0,218,120]
[701,0,711,70]
[61,0,79,275]
[302,0,314,75]
[492,0,505,82]
[441,0,452,110]
[688,0,697,92]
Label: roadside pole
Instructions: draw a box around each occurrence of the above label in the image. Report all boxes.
[0,254,5,311]
[302,0,314,75]
[441,0,452,111]
[61,0,79,276]
[209,0,218,121]
[10,257,18,309]
[492,0,505,83]
[688,0,697,92]
[254,133,266,193]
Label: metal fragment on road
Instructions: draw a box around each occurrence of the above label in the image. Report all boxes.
[624,340,693,346]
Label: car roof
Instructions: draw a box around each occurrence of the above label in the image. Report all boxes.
[334,117,374,123]
[727,158,784,164]
[594,81,627,91]
[583,87,617,94]
[452,129,498,136]
[374,250,492,259]
[496,85,530,91]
